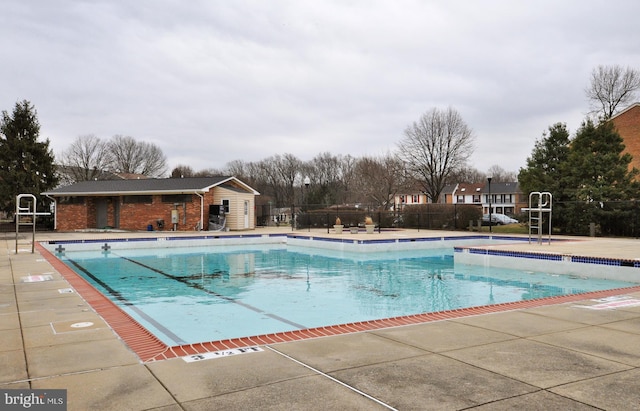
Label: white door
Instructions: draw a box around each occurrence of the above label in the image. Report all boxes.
[244,200,249,228]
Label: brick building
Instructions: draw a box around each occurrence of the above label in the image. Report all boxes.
[610,102,640,172]
[42,176,259,232]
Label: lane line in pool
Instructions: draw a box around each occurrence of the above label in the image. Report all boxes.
[64,257,188,345]
[266,346,398,411]
[118,255,309,330]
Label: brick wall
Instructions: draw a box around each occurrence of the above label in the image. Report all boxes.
[55,192,220,232]
[612,104,640,171]
[119,200,172,231]
[56,202,89,231]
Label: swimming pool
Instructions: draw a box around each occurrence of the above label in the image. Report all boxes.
[51,239,637,346]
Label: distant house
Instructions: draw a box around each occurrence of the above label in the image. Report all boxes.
[610,102,640,172]
[440,184,458,204]
[483,182,527,215]
[271,207,293,225]
[446,181,525,215]
[393,190,429,210]
[451,183,484,205]
[395,181,526,216]
[394,184,481,208]
[42,176,260,232]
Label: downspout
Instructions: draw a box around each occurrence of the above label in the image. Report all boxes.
[45,195,56,230]
[195,192,203,231]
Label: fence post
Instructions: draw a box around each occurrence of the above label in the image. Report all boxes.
[631,200,638,238]
[454,204,458,229]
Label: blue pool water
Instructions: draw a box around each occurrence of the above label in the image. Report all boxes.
[58,243,636,345]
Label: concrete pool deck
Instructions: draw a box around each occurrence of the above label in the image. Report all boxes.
[2,227,640,410]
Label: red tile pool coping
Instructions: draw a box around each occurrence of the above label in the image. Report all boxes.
[36,242,640,363]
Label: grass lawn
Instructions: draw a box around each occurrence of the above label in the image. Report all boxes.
[475,223,529,235]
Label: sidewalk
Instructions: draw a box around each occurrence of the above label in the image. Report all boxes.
[2,229,640,410]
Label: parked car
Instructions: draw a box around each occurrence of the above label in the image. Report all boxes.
[482,213,518,225]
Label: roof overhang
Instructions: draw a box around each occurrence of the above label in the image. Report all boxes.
[213,176,261,195]
[41,176,260,197]
[43,188,210,197]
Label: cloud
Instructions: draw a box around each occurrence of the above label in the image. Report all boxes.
[2,0,640,175]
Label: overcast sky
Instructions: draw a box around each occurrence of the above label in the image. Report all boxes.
[2,1,640,176]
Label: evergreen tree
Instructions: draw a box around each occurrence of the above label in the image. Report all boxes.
[518,123,571,196]
[563,119,638,235]
[518,120,639,235]
[0,100,58,215]
[518,123,571,231]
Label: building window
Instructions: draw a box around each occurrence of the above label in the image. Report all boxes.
[412,195,420,203]
[472,195,481,203]
[222,199,230,213]
[122,195,152,204]
[162,194,193,203]
[456,195,465,203]
[400,195,406,204]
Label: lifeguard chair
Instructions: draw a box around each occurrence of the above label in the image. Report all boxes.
[527,191,552,244]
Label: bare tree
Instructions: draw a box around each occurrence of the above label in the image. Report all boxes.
[306,152,344,205]
[170,164,195,178]
[107,135,168,177]
[586,65,640,120]
[257,154,302,206]
[195,167,225,177]
[224,159,250,179]
[486,164,517,182]
[280,154,305,206]
[353,153,404,210]
[447,166,485,184]
[138,141,167,177]
[58,135,111,184]
[220,159,260,189]
[397,107,475,202]
[245,161,273,195]
[337,154,357,204]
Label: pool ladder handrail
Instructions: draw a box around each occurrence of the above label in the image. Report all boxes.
[527,191,552,245]
[15,193,51,254]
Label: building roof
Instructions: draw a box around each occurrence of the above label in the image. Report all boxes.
[455,183,484,195]
[483,181,519,193]
[610,102,640,121]
[441,183,458,194]
[42,176,260,196]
